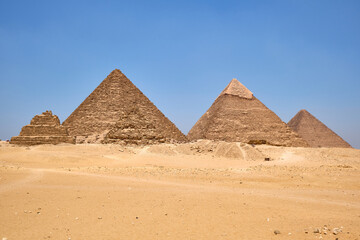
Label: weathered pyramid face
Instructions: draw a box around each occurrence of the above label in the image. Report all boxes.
[11,111,75,145]
[187,79,308,147]
[288,110,352,148]
[103,107,167,145]
[63,69,187,144]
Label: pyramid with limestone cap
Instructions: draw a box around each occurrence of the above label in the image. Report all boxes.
[187,79,308,147]
[62,69,187,144]
[288,109,352,148]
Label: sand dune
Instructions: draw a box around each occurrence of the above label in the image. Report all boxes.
[0,141,359,239]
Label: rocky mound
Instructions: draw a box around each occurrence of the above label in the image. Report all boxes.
[146,140,266,160]
[10,111,75,145]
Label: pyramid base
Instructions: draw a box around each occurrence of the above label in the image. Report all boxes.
[10,136,75,146]
[102,138,167,145]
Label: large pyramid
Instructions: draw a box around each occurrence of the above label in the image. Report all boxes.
[187,79,308,147]
[288,109,352,148]
[62,69,187,144]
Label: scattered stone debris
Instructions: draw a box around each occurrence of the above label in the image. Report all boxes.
[332,228,342,235]
[308,226,343,236]
[274,230,281,235]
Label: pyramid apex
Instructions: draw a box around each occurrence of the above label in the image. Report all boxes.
[106,69,125,79]
[110,68,122,74]
[297,109,312,117]
[219,78,253,99]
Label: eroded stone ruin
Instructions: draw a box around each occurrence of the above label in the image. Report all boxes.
[10,111,75,145]
[187,79,308,147]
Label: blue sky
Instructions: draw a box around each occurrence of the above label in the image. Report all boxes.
[0,0,359,148]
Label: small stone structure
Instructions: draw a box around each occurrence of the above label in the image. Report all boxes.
[10,111,75,145]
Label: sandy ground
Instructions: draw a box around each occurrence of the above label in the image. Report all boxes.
[0,140,359,240]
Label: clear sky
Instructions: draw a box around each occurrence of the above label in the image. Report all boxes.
[1,0,359,148]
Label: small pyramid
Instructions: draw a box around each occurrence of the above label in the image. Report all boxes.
[11,110,75,145]
[187,79,308,147]
[63,69,187,144]
[288,109,352,148]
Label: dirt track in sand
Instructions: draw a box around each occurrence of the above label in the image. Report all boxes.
[0,141,359,240]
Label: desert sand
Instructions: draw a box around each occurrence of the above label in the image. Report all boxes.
[0,140,359,239]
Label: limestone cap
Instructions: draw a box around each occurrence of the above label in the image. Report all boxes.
[218,78,253,99]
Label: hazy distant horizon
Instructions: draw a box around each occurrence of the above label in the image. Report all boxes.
[1,0,359,148]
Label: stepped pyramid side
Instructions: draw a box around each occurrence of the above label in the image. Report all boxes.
[11,111,75,145]
[63,69,187,144]
[188,79,308,147]
[288,110,352,148]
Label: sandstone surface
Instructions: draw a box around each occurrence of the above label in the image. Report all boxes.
[0,143,359,239]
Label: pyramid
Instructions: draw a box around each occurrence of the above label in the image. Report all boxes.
[11,110,75,145]
[62,69,187,144]
[187,79,308,147]
[288,109,352,148]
